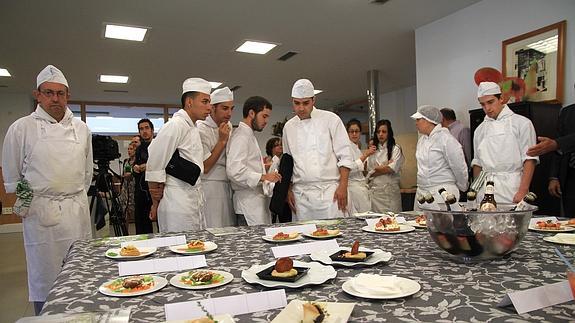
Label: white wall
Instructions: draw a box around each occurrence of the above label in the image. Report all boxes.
[379,85,418,135]
[416,0,575,126]
[0,93,34,162]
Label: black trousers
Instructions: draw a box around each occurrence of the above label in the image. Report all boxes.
[134,186,153,234]
[563,170,575,217]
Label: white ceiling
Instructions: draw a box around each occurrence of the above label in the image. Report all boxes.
[0,0,480,109]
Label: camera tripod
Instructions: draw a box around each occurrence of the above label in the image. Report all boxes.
[89,160,129,236]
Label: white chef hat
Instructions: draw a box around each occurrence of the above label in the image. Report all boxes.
[410,105,442,125]
[477,81,501,97]
[182,78,212,95]
[210,87,233,104]
[37,65,69,88]
[291,79,315,98]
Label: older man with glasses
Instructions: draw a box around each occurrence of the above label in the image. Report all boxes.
[2,65,93,315]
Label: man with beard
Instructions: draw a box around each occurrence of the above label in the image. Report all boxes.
[133,118,154,234]
[197,87,235,227]
[146,78,212,232]
[226,96,281,225]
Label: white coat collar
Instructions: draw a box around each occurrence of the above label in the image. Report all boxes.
[205,115,218,128]
[33,104,73,125]
[238,121,253,134]
[426,123,448,139]
[297,106,318,121]
[486,105,513,121]
[174,108,196,128]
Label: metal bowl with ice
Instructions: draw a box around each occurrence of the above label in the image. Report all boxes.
[419,203,537,261]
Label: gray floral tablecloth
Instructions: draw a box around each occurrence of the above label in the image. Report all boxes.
[42,217,575,322]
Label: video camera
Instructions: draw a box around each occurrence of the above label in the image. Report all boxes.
[92,135,120,162]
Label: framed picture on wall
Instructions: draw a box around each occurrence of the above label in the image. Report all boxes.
[502,20,565,104]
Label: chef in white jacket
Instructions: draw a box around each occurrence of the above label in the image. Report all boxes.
[472,82,538,203]
[283,79,355,220]
[146,78,212,232]
[197,87,235,227]
[346,119,375,214]
[226,96,281,225]
[2,65,93,314]
[412,105,468,210]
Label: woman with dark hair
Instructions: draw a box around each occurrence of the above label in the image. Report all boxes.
[264,137,282,171]
[346,119,375,213]
[367,119,404,212]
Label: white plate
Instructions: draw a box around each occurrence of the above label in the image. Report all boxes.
[543,234,575,245]
[271,299,355,323]
[166,314,235,323]
[361,224,415,234]
[98,275,167,297]
[241,260,336,288]
[399,210,424,217]
[309,248,392,267]
[529,226,575,233]
[353,211,390,219]
[405,220,427,229]
[105,247,157,260]
[302,231,342,239]
[169,270,234,290]
[342,276,420,299]
[262,235,303,243]
[169,241,218,254]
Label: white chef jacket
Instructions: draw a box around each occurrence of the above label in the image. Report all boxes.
[416,124,468,192]
[348,141,370,214]
[2,106,92,302]
[146,109,206,232]
[282,107,354,220]
[366,143,403,213]
[282,107,355,184]
[197,115,234,227]
[472,105,538,203]
[226,122,270,225]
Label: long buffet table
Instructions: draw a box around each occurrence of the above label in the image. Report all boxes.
[42,216,575,322]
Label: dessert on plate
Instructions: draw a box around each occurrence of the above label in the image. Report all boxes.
[119,245,141,256]
[375,217,400,231]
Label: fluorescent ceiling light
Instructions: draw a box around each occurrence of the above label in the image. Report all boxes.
[235,40,278,55]
[104,24,148,42]
[0,68,11,77]
[99,75,129,83]
[314,90,323,95]
[527,35,558,54]
[209,82,222,89]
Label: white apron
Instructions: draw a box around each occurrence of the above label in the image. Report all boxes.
[348,180,371,214]
[23,122,91,302]
[202,180,235,227]
[233,189,271,226]
[371,182,402,213]
[292,181,348,221]
[414,183,460,211]
[158,176,206,233]
[475,118,522,204]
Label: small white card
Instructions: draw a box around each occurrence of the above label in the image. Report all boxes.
[164,289,287,321]
[365,216,406,227]
[118,255,206,276]
[529,216,558,226]
[498,280,573,314]
[120,235,186,248]
[264,224,317,236]
[271,240,340,258]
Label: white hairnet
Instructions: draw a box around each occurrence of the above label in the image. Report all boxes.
[410,105,442,124]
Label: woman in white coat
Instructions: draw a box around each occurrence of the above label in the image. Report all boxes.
[411,105,468,210]
[367,119,404,213]
[346,119,375,214]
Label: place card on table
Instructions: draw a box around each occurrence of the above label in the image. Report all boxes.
[497,280,574,314]
[118,255,207,276]
[120,235,186,248]
[365,216,406,227]
[271,240,339,258]
[164,289,287,321]
[264,224,317,236]
[529,216,558,227]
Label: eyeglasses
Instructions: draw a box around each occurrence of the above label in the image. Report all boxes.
[40,90,67,98]
[348,130,361,134]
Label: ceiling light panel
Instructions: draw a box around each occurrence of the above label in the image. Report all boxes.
[235,40,278,55]
[99,75,129,83]
[0,68,11,77]
[104,24,148,42]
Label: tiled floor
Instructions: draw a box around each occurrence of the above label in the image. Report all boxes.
[0,232,34,323]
